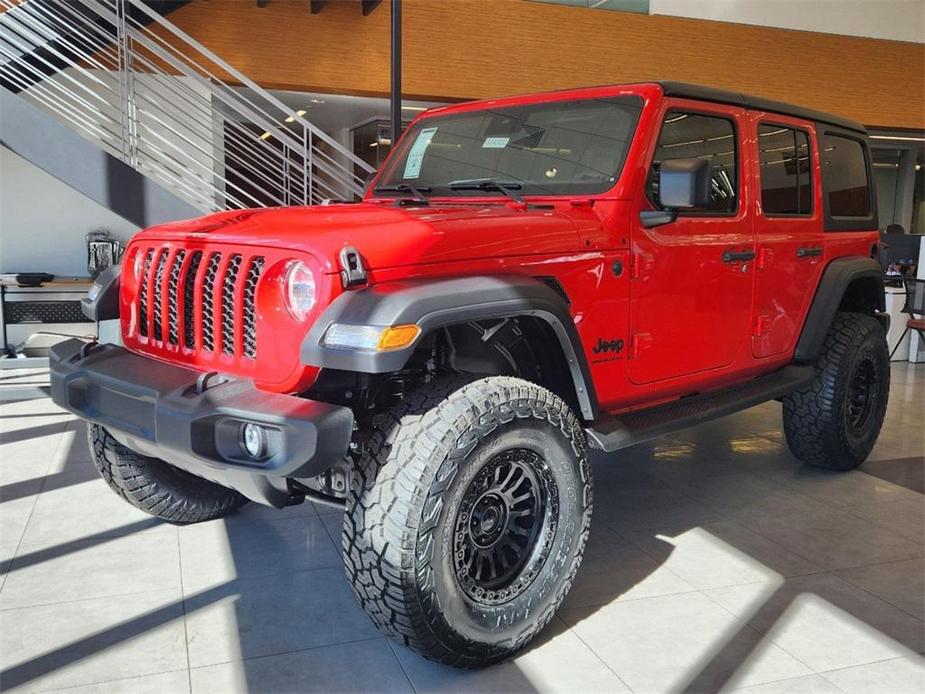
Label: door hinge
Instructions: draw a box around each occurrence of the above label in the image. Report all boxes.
[628,252,639,280]
[339,246,367,288]
[630,333,652,359]
[757,247,773,271]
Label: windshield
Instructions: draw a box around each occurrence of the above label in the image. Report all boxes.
[374,95,644,197]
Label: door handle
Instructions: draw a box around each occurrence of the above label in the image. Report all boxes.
[722,250,756,263]
[797,246,823,258]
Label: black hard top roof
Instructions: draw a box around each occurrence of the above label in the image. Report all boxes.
[657,81,866,134]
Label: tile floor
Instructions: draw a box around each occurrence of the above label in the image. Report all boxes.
[1,364,923,693]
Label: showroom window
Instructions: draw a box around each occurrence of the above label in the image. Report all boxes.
[758,124,813,215]
[648,111,738,214]
[821,133,872,218]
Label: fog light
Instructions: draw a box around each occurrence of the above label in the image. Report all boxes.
[241,422,267,459]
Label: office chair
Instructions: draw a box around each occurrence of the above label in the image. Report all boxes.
[889,278,925,359]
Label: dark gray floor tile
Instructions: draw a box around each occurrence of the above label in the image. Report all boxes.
[737,506,923,571]
[836,558,925,621]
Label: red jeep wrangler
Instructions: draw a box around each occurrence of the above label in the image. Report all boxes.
[51,82,890,666]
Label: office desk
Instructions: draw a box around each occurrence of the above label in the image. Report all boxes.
[0,278,93,359]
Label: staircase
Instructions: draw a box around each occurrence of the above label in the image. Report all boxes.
[0,0,375,218]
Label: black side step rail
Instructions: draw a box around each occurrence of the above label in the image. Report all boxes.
[585,365,814,453]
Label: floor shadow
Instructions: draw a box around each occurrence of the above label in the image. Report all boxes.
[0,583,235,690]
[0,421,68,446]
[0,458,98,504]
[1,518,161,573]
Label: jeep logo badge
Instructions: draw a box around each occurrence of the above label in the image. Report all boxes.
[593,337,624,355]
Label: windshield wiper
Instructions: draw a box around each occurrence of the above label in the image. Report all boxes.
[448,178,524,203]
[373,183,432,204]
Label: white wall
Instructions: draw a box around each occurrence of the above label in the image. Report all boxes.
[651,0,925,43]
[0,147,139,276]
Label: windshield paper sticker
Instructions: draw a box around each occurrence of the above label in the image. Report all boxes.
[403,127,437,179]
[482,136,509,149]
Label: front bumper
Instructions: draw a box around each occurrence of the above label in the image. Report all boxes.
[49,339,354,507]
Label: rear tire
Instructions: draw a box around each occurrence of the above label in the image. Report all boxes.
[343,376,592,667]
[782,312,890,470]
[88,424,248,523]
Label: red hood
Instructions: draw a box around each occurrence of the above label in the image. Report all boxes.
[136,202,585,273]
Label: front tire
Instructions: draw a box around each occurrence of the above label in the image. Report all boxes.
[343,376,592,667]
[88,424,248,523]
[782,312,890,470]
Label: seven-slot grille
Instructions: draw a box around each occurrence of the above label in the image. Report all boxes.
[133,247,265,360]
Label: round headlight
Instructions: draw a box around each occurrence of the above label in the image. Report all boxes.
[284,260,317,321]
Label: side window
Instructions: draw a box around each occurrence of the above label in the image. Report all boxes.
[821,133,871,218]
[649,111,738,214]
[758,124,813,215]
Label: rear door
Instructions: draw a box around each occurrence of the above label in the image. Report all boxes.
[628,102,756,385]
[750,115,825,358]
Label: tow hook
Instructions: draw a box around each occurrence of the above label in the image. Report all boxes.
[287,480,307,505]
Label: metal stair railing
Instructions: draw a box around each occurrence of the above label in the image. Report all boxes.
[0,0,375,212]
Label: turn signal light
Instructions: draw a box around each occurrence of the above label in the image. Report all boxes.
[377,324,421,350]
[322,323,421,351]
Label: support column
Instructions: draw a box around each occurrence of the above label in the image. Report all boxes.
[390,0,402,146]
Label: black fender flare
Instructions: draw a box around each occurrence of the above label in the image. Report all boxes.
[301,275,598,420]
[794,256,886,362]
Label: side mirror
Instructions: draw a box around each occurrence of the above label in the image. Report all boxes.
[658,157,712,209]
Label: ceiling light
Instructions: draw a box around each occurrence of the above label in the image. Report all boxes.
[259,131,272,140]
[402,106,427,112]
[310,98,325,104]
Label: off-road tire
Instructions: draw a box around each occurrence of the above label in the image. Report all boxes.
[88,424,248,523]
[782,312,890,470]
[343,376,592,667]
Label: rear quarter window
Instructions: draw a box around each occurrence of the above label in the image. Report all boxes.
[820,131,877,230]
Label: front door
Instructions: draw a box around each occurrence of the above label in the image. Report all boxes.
[628,103,756,385]
[751,116,825,358]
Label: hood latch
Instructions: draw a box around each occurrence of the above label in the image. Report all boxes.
[339,246,368,288]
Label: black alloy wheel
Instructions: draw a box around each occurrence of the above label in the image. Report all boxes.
[846,356,877,434]
[453,449,558,605]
